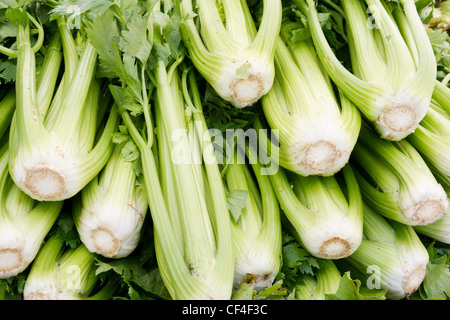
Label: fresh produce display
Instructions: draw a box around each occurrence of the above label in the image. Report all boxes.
[352,122,448,226]
[0,0,449,302]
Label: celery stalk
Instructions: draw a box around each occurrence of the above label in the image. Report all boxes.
[9,17,119,202]
[299,0,436,141]
[180,0,281,108]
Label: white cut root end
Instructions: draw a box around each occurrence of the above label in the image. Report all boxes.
[25,291,57,300]
[230,74,265,108]
[376,104,418,140]
[286,138,351,176]
[302,140,340,175]
[23,165,67,201]
[90,227,121,258]
[403,265,426,297]
[213,58,274,109]
[403,197,447,225]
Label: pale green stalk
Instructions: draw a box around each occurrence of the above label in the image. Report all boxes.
[35,33,63,118]
[299,0,436,141]
[120,56,234,298]
[74,142,148,259]
[23,236,117,300]
[149,64,234,299]
[223,148,282,291]
[8,17,119,201]
[407,82,450,177]
[256,116,363,259]
[261,31,360,176]
[0,143,63,279]
[352,123,448,226]
[180,0,281,108]
[0,20,65,278]
[0,89,15,141]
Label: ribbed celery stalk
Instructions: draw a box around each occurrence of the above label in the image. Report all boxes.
[147,63,234,299]
[23,236,118,300]
[0,143,63,279]
[261,32,360,176]
[0,89,15,141]
[223,149,282,291]
[73,142,148,259]
[352,123,448,226]
[83,2,240,299]
[257,118,364,259]
[343,204,429,299]
[432,80,450,112]
[36,32,63,118]
[8,17,119,201]
[0,21,65,279]
[180,0,281,108]
[299,0,436,141]
[111,42,235,299]
[407,82,450,178]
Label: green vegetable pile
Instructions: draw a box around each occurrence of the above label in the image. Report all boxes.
[0,0,449,301]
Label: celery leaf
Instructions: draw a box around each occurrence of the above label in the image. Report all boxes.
[49,0,115,29]
[423,259,450,299]
[0,59,16,84]
[231,275,290,300]
[276,233,320,293]
[421,241,450,299]
[326,272,387,300]
[119,10,152,64]
[226,189,248,223]
[85,10,141,100]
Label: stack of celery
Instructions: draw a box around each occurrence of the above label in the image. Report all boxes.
[0,0,449,301]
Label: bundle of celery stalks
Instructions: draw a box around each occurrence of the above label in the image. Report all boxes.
[0,0,449,301]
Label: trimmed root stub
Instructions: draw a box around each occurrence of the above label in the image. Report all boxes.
[251,273,276,292]
[319,237,352,259]
[0,248,23,278]
[90,227,121,258]
[302,140,340,175]
[376,104,418,140]
[23,165,67,201]
[25,291,56,300]
[230,74,265,108]
[405,198,447,225]
[403,265,426,297]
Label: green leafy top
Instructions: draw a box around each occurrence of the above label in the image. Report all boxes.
[325,272,387,300]
[415,239,450,300]
[49,0,117,29]
[275,233,320,292]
